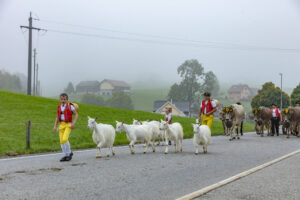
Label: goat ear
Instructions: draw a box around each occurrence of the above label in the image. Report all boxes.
[95,116,98,121]
[88,116,90,119]
[122,120,124,124]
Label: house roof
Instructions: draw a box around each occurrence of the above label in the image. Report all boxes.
[101,79,130,88]
[76,80,100,87]
[228,84,250,93]
[153,100,190,113]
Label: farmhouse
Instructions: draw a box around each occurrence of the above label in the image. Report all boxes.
[228,84,257,101]
[153,100,190,117]
[99,79,131,95]
[76,80,100,94]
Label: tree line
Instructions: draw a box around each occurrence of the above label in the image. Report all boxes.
[251,82,300,108]
[0,70,24,93]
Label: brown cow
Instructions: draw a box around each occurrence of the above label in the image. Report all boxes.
[289,107,300,136]
[218,110,231,136]
[223,104,245,141]
[252,106,272,137]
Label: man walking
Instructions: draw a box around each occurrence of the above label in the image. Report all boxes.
[198,92,217,129]
[271,103,281,136]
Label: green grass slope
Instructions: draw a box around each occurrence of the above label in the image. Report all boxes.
[0,90,253,157]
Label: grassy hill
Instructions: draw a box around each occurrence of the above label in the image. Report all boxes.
[0,90,254,157]
[131,88,169,112]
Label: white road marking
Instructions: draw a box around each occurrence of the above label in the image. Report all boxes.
[176,148,300,200]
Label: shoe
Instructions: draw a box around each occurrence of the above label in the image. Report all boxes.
[70,152,73,158]
[65,155,72,161]
[60,156,67,162]
[168,141,172,145]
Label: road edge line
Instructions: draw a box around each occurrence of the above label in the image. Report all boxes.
[176,148,300,200]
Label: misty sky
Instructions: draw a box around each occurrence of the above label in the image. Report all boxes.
[0,0,300,96]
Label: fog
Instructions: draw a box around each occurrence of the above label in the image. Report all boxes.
[0,0,300,96]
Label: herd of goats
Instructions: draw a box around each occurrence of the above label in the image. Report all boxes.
[86,102,300,158]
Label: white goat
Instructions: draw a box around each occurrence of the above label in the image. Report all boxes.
[159,120,184,154]
[133,119,165,146]
[192,124,211,154]
[87,116,116,158]
[115,121,155,154]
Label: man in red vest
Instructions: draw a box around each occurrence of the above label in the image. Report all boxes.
[198,92,217,129]
[271,103,281,136]
[53,93,78,162]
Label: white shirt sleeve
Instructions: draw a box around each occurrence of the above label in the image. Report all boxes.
[70,105,75,111]
[278,109,281,114]
[211,100,216,108]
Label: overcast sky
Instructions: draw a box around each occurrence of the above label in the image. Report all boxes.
[0,0,300,96]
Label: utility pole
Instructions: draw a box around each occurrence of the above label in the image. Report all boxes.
[20,12,46,95]
[33,48,37,95]
[279,73,283,110]
[36,63,39,95]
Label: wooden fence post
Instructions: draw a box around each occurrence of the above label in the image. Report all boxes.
[26,120,31,149]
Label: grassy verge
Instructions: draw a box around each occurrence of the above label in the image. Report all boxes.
[0,90,254,157]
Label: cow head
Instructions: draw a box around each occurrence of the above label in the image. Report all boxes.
[218,110,225,121]
[281,109,291,128]
[223,106,235,124]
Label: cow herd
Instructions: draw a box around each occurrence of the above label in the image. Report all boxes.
[248,106,300,138]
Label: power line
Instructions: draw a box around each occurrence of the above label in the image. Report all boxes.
[39,19,300,53]
[45,28,300,53]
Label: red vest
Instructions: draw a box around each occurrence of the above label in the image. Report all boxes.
[271,108,280,117]
[201,99,213,114]
[57,103,73,122]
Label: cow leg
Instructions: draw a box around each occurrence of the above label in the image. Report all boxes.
[237,123,240,140]
[260,125,264,137]
[229,128,234,141]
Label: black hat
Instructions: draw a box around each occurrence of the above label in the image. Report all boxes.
[271,103,277,106]
[203,92,211,97]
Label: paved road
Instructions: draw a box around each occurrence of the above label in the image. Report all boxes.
[1,132,300,200]
[197,153,300,200]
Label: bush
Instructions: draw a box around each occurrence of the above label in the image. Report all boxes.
[81,94,105,106]
[108,92,134,110]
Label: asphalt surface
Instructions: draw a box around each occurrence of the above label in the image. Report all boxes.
[1,132,300,200]
[198,153,300,200]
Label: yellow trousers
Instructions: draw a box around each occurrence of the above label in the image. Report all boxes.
[59,122,71,144]
[202,114,214,129]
